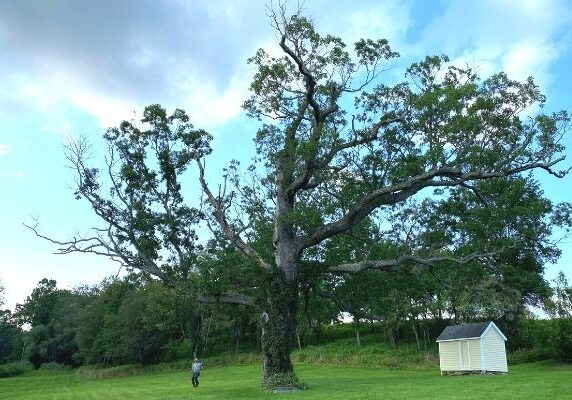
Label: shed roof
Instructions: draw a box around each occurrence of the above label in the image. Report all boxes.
[436,321,495,341]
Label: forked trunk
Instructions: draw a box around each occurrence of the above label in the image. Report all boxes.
[261,270,298,387]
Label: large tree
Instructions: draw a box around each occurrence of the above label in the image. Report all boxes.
[36,9,569,387]
[197,11,569,385]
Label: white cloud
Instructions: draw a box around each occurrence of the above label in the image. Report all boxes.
[0,0,271,130]
[418,0,572,90]
[0,1,410,133]
[172,62,254,130]
[0,0,569,136]
[502,42,560,83]
[339,0,413,48]
[10,170,25,180]
[71,91,137,129]
[0,143,12,156]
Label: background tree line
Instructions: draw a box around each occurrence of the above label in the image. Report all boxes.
[2,249,572,371]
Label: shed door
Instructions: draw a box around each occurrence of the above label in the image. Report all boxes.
[460,340,470,368]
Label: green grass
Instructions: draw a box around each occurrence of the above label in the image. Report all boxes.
[0,362,571,399]
[292,338,435,368]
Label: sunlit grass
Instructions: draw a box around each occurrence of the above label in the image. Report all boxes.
[1,362,571,399]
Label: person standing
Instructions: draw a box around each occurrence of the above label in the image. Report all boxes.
[191,358,203,387]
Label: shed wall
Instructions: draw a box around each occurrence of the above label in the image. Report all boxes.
[439,339,481,371]
[482,329,508,372]
[439,341,460,371]
[468,339,482,370]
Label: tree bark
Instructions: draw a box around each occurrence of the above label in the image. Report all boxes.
[354,316,362,348]
[412,319,421,353]
[261,270,298,386]
[235,317,245,354]
[259,128,300,387]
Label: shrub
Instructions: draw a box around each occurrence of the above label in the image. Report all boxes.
[39,361,70,370]
[550,318,572,362]
[508,348,553,364]
[0,361,34,378]
[263,372,305,390]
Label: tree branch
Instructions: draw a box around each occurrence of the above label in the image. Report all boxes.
[299,158,566,251]
[24,221,167,280]
[197,161,271,272]
[287,114,405,196]
[279,34,323,125]
[197,293,258,308]
[326,250,505,274]
[312,285,382,321]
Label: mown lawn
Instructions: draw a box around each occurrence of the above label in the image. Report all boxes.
[1,362,571,400]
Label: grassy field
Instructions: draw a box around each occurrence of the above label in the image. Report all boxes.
[1,362,571,400]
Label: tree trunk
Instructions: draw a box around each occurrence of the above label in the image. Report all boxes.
[202,313,211,354]
[354,317,361,348]
[452,305,458,324]
[261,271,298,387]
[388,326,396,346]
[235,317,245,354]
[423,325,429,352]
[412,319,421,353]
[260,139,299,387]
[313,324,323,345]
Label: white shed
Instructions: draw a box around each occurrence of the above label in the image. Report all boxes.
[436,321,508,375]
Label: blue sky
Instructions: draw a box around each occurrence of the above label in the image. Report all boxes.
[1,0,571,310]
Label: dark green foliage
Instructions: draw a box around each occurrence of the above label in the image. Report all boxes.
[39,361,71,370]
[545,272,572,362]
[550,318,572,362]
[73,274,261,366]
[197,243,264,310]
[0,361,33,378]
[506,318,572,364]
[14,279,91,368]
[297,282,339,346]
[14,279,59,327]
[262,371,304,390]
[76,279,195,365]
[408,177,566,324]
[0,310,23,364]
[75,279,129,365]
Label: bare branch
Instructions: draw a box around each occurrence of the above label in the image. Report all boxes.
[197,160,271,272]
[24,221,167,280]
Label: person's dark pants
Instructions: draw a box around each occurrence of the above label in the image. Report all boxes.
[192,372,200,387]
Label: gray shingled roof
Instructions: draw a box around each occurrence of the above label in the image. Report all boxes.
[436,321,492,341]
